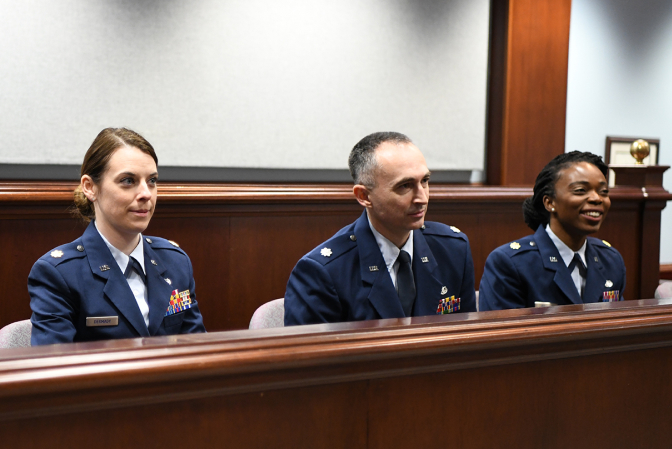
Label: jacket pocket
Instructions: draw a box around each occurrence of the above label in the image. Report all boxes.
[163,312,186,330]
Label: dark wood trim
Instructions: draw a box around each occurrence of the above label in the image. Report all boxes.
[0,182,534,205]
[2,300,672,412]
[486,0,572,185]
[661,264,672,281]
[485,0,509,186]
[2,299,672,447]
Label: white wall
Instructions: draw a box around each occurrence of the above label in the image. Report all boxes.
[565,0,672,263]
[0,0,489,172]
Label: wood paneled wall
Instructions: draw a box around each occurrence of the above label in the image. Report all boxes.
[487,0,573,185]
[0,181,668,332]
[2,299,672,448]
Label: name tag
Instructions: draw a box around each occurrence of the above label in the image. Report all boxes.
[86,316,119,327]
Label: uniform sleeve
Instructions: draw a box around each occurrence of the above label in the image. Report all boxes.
[178,253,206,334]
[459,239,477,312]
[284,257,343,326]
[28,260,78,345]
[478,249,527,311]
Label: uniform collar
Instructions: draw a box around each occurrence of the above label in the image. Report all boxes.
[367,212,413,272]
[94,220,145,275]
[545,224,587,268]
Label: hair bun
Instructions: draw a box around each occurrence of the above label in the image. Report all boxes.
[72,185,95,222]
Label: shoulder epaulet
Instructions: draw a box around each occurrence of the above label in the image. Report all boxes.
[503,235,538,256]
[42,240,86,266]
[307,231,357,266]
[145,236,187,254]
[590,237,617,251]
[420,221,468,241]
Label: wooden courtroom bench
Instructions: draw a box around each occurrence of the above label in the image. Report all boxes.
[1,299,672,448]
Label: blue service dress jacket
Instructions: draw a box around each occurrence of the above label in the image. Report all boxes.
[29,221,206,345]
[284,211,477,325]
[479,225,626,311]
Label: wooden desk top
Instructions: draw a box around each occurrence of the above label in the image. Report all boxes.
[2,299,672,422]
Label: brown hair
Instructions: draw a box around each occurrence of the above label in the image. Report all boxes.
[73,128,158,222]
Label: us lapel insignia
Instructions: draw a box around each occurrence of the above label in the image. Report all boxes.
[164,278,172,285]
[550,257,558,263]
[605,280,613,288]
[602,290,620,302]
[437,295,460,314]
[320,247,332,257]
[165,289,193,316]
[441,286,448,295]
[99,265,110,272]
[151,260,158,266]
[510,242,521,250]
[602,240,612,247]
[369,266,379,271]
[421,256,429,263]
[594,257,599,262]
[450,226,461,233]
[50,250,64,258]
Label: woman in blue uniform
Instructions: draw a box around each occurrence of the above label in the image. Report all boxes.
[479,151,626,310]
[29,128,205,345]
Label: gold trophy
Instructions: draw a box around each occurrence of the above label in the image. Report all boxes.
[630,139,650,165]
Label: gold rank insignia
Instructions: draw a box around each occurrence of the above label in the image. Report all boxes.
[50,250,64,258]
[602,240,612,247]
[450,226,461,233]
[169,240,180,247]
[510,242,521,250]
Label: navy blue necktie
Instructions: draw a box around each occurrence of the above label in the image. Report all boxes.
[397,250,416,317]
[124,257,146,284]
[567,253,586,297]
[568,253,587,278]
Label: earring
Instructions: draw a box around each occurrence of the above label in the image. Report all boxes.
[551,207,555,212]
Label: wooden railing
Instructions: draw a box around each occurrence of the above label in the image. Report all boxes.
[1,299,672,448]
